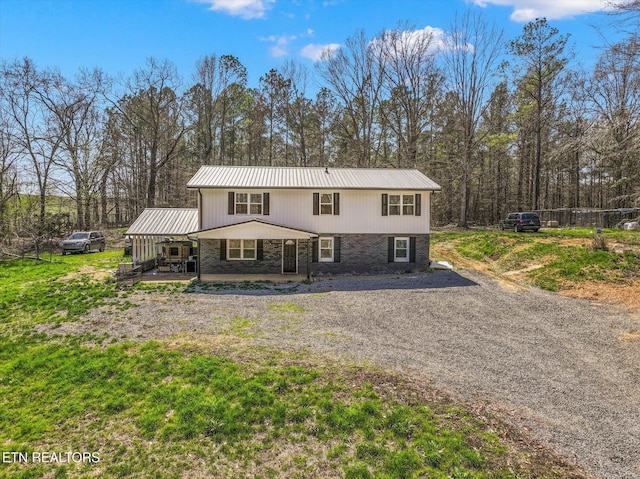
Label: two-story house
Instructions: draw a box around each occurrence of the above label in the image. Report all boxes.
[126,166,441,278]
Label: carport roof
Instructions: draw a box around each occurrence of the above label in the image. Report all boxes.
[126,208,198,236]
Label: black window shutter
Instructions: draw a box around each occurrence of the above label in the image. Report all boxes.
[257,239,264,260]
[311,239,319,262]
[333,193,340,215]
[228,192,235,215]
[388,237,394,262]
[263,193,270,215]
[415,194,421,216]
[382,194,388,216]
[313,193,319,215]
[410,237,416,262]
[220,239,227,261]
[334,237,341,263]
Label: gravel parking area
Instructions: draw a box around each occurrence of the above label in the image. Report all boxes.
[53,269,640,479]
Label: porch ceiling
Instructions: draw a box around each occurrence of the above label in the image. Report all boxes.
[190,219,318,240]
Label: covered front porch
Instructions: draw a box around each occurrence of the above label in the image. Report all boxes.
[188,219,318,280]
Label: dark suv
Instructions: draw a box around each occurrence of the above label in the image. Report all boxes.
[500,212,541,232]
[60,231,106,254]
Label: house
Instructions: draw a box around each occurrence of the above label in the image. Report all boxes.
[127,166,440,278]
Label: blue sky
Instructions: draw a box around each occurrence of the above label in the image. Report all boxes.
[0,0,626,90]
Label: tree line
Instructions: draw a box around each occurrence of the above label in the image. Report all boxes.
[1,6,638,245]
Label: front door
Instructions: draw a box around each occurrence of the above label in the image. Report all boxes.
[283,240,297,273]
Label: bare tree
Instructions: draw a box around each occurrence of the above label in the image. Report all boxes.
[111,58,189,209]
[0,58,63,230]
[316,30,384,167]
[588,35,640,206]
[40,68,109,229]
[374,22,444,169]
[0,115,19,238]
[443,11,504,226]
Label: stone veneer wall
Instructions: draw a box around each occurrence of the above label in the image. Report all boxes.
[312,234,430,276]
[199,234,430,276]
[199,239,310,275]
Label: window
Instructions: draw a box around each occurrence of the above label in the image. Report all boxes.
[228,239,257,260]
[382,194,421,216]
[320,194,333,215]
[319,237,334,262]
[394,237,409,262]
[388,195,414,215]
[234,193,262,215]
[313,193,340,215]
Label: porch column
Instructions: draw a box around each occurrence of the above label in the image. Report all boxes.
[306,238,311,281]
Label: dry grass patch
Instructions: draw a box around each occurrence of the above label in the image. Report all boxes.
[562,281,640,314]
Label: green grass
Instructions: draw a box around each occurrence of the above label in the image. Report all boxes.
[0,252,124,325]
[432,228,640,291]
[0,336,553,479]
[0,249,584,478]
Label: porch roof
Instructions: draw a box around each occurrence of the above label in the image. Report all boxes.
[189,219,318,240]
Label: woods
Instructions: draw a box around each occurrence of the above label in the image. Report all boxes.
[1,9,639,242]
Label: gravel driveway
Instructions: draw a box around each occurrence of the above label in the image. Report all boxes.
[58,269,640,479]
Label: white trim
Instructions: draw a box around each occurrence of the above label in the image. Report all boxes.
[193,220,317,240]
[394,236,410,262]
[235,192,263,215]
[388,194,415,216]
[318,237,334,262]
[320,193,334,215]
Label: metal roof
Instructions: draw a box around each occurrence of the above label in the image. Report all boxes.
[126,208,198,236]
[187,166,441,191]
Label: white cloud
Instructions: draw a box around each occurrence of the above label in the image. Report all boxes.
[196,0,274,20]
[259,34,298,58]
[300,43,341,61]
[271,45,289,57]
[370,26,458,59]
[469,0,614,21]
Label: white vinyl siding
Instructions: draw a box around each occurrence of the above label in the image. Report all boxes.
[202,189,431,235]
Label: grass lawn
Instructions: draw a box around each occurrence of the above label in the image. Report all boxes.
[0,252,587,478]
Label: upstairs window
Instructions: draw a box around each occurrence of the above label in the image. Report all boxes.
[313,193,340,215]
[382,193,421,216]
[228,192,270,215]
[321,194,334,215]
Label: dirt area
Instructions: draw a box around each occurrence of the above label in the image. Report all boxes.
[432,238,640,314]
[562,281,640,314]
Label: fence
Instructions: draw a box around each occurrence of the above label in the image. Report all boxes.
[534,208,640,228]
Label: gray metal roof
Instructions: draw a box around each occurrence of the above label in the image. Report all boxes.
[187,166,441,191]
[126,208,198,236]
